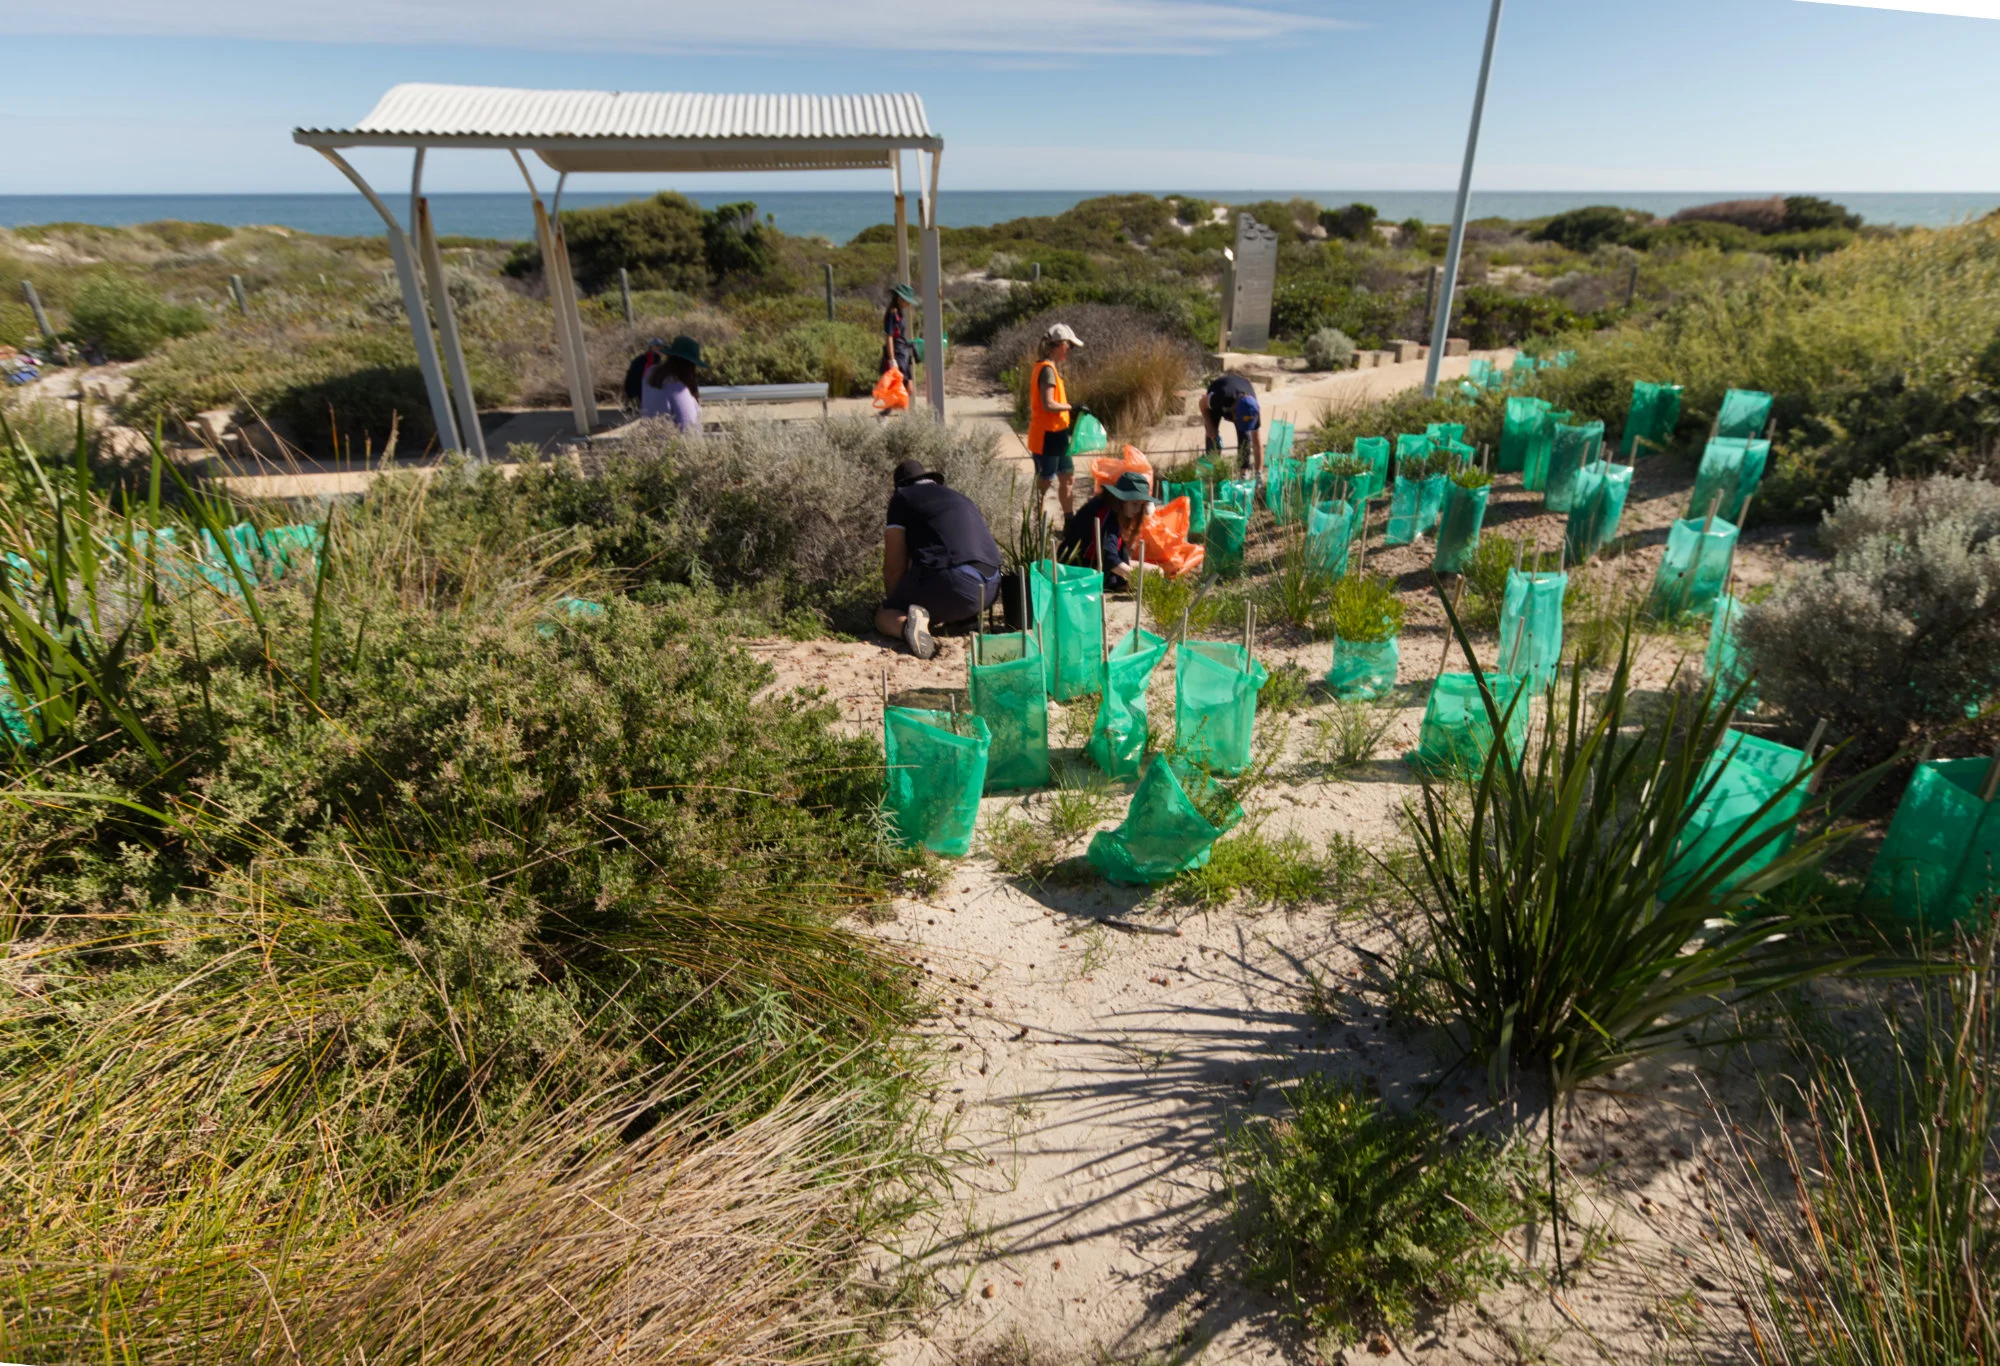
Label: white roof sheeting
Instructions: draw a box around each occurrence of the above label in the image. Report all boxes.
[296,83,938,174]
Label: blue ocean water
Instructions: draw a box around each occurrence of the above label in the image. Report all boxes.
[1,190,1994,245]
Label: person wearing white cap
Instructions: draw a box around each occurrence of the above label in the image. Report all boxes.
[1028,323,1088,518]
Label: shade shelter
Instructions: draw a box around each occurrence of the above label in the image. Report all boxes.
[296,83,947,458]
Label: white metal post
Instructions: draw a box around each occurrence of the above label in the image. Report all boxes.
[892,154,912,289]
[314,148,461,454]
[531,197,592,436]
[920,149,947,421]
[550,221,601,430]
[1424,0,1507,398]
[415,196,488,460]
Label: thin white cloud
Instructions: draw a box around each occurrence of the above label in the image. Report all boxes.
[12,0,1346,55]
[1796,0,2000,18]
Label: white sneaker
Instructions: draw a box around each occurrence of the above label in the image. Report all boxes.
[903,605,937,659]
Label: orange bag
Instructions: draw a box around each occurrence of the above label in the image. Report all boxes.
[872,366,910,411]
[1139,497,1206,579]
[1090,444,1154,496]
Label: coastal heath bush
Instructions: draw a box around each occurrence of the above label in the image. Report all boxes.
[1303,327,1356,371]
[988,301,1198,441]
[1739,472,2000,765]
[64,272,209,359]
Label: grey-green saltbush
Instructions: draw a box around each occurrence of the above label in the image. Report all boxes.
[1304,326,1357,372]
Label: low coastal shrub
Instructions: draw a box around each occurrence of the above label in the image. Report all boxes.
[1303,326,1356,371]
[0,421,924,1362]
[1325,574,1404,643]
[1237,1079,1519,1338]
[1531,218,2000,517]
[65,272,209,358]
[1740,472,2000,766]
[989,301,1199,440]
[419,414,1009,627]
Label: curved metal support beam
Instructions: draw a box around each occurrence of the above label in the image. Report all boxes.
[313,147,462,454]
[921,147,947,422]
[415,196,488,460]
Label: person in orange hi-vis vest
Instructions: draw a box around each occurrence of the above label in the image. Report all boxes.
[1028,323,1088,519]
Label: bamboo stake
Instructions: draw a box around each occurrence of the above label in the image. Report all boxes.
[881,668,889,713]
[1134,540,1146,639]
[1243,601,1255,670]
[1095,523,1108,660]
[1981,743,2000,804]
[1802,717,1831,793]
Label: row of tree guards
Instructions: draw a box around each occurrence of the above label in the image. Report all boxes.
[879,374,1996,924]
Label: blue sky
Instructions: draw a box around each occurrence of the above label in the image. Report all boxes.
[7,0,1998,195]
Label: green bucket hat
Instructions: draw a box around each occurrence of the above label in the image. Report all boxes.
[665,335,707,368]
[1104,472,1154,503]
[891,283,918,304]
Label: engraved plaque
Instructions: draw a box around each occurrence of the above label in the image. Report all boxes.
[1228,215,1280,352]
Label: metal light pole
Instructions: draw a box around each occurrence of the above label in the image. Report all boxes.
[1424,0,1507,397]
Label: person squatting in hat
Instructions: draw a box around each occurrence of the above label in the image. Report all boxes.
[1058,471,1154,592]
[1028,322,1087,519]
[641,336,708,431]
[1200,371,1263,486]
[877,458,1002,659]
[883,283,918,385]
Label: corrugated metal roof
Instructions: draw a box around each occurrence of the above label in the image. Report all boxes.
[299,83,934,143]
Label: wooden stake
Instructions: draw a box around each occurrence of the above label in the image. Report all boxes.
[1243,601,1255,669]
[1134,540,1147,638]
[1981,743,2000,803]
[1095,525,1109,660]
[881,668,889,713]
[1802,717,1831,793]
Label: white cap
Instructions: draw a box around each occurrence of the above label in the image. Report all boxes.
[1044,322,1085,348]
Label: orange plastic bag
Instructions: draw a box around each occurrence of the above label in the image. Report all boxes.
[872,366,910,412]
[1140,497,1206,579]
[1090,444,1154,496]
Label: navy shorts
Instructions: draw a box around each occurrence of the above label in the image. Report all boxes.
[884,563,1000,625]
[1033,427,1074,481]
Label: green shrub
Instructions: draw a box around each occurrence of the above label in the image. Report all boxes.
[1740,473,2000,766]
[1533,205,1641,253]
[1455,285,1582,350]
[511,191,708,294]
[1237,1080,1519,1337]
[1325,574,1403,642]
[1318,202,1379,242]
[65,273,209,359]
[989,302,1196,441]
[1530,219,2000,517]
[708,319,879,396]
[1303,326,1356,371]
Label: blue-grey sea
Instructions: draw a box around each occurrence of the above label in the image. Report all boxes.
[1,191,1994,245]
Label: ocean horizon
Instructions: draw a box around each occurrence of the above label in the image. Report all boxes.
[2,190,1994,245]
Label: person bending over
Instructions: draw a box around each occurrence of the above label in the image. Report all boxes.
[1200,371,1263,485]
[623,337,666,409]
[877,458,1002,659]
[1058,471,1153,591]
[641,335,706,432]
[1028,323,1086,518]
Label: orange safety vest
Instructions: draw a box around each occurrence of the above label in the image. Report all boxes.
[1027,359,1071,455]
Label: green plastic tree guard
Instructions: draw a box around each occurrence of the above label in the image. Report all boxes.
[1622,381,1683,457]
[1217,479,1255,513]
[1689,438,1770,522]
[972,631,1052,791]
[1546,422,1595,513]
[1407,672,1532,779]
[1353,437,1391,501]
[1174,640,1268,777]
[1648,517,1739,620]
[1426,422,1467,446]
[1267,418,1297,461]
[1869,757,2000,928]
[1071,413,1110,455]
[1434,481,1490,575]
[1162,481,1209,538]
[1499,568,1567,693]
[1385,475,1423,547]
[883,707,992,857]
[1030,559,1105,701]
[1563,461,1631,563]
[1306,499,1355,579]
[1327,634,1400,701]
[1396,433,1434,466]
[0,661,31,747]
[1662,731,1809,900]
[1086,755,1244,885]
[260,523,324,578]
[1266,456,1309,524]
[1418,473,1448,533]
[1716,389,1773,441]
[1500,396,1553,475]
[1087,627,1169,780]
[1703,594,1758,714]
[1207,505,1247,577]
